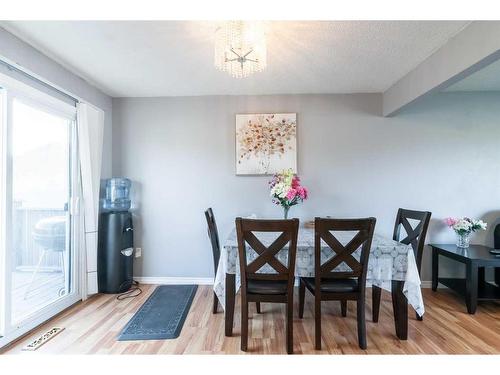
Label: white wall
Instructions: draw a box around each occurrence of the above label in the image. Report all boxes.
[0,27,113,177]
[112,92,500,282]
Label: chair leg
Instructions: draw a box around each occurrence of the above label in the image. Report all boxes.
[256,302,261,313]
[298,278,305,319]
[372,286,381,323]
[286,299,294,354]
[314,295,321,350]
[357,297,367,350]
[241,300,248,352]
[341,300,347,317]
[225,273,236,336]
[212,291,218,314]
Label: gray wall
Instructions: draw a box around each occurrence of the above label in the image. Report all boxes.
[0,27,113,177]
[112,93,500,282]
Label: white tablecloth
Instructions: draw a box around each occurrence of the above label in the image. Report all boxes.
[213,226,425,316]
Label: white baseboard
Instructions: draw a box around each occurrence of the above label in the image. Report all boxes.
[421,281,432,288]
[420,281,449,289]
[134,276,214,285]
[421,280,497,289]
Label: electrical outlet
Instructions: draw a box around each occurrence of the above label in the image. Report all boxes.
[135,247,142,258]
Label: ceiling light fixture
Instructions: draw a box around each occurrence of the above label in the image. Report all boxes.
[214,21,267,78]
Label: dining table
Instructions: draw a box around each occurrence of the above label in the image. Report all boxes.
[213,224,424,340]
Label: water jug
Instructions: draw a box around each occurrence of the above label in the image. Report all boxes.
[103,178,131,211]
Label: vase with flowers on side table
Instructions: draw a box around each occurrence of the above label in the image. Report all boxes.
[444,217,487,249]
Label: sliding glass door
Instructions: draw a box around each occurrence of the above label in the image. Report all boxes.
[0,79,80,346]
[10,97,74,322]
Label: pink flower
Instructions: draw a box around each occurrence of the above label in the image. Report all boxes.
[296,186,307,199]
[444,217,458,227]
[286,188,297,200]
[302,187,308,200]
[291,176,300,189]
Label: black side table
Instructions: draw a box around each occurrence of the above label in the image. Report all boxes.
[430,244,500,314]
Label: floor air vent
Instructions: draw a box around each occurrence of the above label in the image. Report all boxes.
[22,327,65,351]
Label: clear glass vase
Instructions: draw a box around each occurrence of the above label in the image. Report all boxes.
[456,232,471,248]
[283,206,290,219]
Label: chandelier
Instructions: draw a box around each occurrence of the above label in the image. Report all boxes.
[214,21,267,78]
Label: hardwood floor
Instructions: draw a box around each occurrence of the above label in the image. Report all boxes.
[2,285,500,354]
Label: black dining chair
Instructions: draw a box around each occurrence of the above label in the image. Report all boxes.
[205,208,262,314]
[298,217,376,350]
[372,208,431,322]
[236,217,299,354]
[205,208,222,313]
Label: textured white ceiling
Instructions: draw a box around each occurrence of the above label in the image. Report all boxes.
[445,58,500,91]
[2,21,469,97]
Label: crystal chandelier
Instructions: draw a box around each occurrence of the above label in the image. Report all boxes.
[214,21,267,78]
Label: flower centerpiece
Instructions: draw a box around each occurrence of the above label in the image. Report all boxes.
[444,217,487,248]
[269,169,308,219]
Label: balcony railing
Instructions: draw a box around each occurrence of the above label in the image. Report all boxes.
[13,205,67,271]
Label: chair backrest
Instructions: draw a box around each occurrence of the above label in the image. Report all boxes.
[205,208,221,276]
[393,208,431,273]
[235,218,299,293]
[314,217,376,289]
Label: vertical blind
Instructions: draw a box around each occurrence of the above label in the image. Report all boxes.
[77,103,104,298]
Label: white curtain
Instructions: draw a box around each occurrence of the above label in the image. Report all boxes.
[77,102,104,299]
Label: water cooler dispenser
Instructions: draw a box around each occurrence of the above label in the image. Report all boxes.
[98,178,134,294]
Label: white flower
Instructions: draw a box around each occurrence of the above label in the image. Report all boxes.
[453,219,472,232]
[447,216,488,235]
[474,220,487,230]
[270,182,288,199]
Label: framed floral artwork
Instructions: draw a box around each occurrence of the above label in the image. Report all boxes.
[235,113,297,175]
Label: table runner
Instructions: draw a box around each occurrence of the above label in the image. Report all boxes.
[214,226,424,316]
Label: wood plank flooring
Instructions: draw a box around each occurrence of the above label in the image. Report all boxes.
[2,285,500,354]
